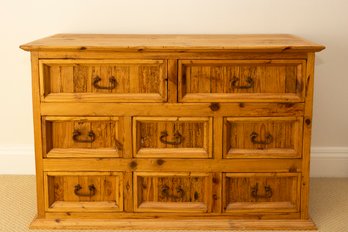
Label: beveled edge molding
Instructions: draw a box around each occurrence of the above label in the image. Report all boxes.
[30,216,317,230]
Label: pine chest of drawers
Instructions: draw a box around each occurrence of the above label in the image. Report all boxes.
[20,34,324,230]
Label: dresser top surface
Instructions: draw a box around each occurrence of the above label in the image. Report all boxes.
[20,34,325,52]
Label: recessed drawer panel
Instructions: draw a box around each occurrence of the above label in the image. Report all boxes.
[178,60,305,102]
[44,172,123,212]
[43,117,123,158]
[223,173,300,213]
[223,117,303,158]
[134,172,211,212]
[40,60,167,102]
[133,117,212,158]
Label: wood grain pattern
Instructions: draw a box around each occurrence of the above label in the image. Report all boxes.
[223,117,303,158]
[44,172,123,212]
[43,117,122,158]
[167,60,177,103]
[20,34,325,52]
[301,53,315,219]
[133,117,212,158]
[41,102,305,117]
[43,211,302,220]
[42,158,302,173]
[179,60,305,102]
[223,173,300,213]
[134,172,211,212]
[39,60,167,102]
[21,34,324,230]
[36,51,310,60]
[30,217,317,230]
[30,52,46,218]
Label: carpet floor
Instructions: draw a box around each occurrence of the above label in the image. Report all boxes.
[0,176,347,232]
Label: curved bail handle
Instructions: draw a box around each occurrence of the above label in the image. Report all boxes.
[74,184,96,197]
[230,76,254,89]
[73,130,96,143]
[161,184,185,199]
[159,130,183,145]
[250,132,273,145]
[93,76,117,90]
[251,183,273,199]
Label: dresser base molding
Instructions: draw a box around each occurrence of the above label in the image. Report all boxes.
[30,217,317,230]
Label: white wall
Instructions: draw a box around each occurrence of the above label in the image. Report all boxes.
[0,0,347,176]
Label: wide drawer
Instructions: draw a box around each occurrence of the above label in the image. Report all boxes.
[223,117,303,158]
[134,172,212,212]
[39,59,167,102]
[178,60,305,102]
[223,173,300,213]
[133,117,212,158]
[42,117,123,158]
[44,172,123,212]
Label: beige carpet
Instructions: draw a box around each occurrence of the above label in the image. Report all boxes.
[0,176,347,232]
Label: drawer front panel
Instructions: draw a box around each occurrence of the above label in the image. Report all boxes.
[133,117,212,158]
[179,60,305,102]
[43,117,123,158]
[134,172,211,212]
[44,172,123,212]
[223,173,300,213]
[40,60,167,102]
[223,117,303,158]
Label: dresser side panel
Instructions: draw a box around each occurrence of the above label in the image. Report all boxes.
[31,52,45,217]
[301,53,315,219]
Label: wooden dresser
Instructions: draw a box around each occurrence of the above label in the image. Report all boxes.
[20,34,324,230]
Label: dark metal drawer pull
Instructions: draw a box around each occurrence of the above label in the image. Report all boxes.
[160,130,183,145]
[230,76,254,89]
[250,132,273,145]
[161,185,185,199]
[93,76,117,90]
[74,184,96,197]
[73,130,96,143]
[251,183,273,199]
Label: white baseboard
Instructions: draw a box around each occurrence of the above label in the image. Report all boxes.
[310,147,348,177]
[0,145,35,175]
[0,145,347,177]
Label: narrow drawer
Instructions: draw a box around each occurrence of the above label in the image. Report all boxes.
[223,173,300,213]
[133,117,212,158]
[223,117,303,158]
[178,60,305,102]
[134,172,212,212]
[42,117,123,158]
[39,59,167,102]
[44,172,123,212]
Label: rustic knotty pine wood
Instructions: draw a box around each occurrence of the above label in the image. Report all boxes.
[20,34,324,52]
[30,218,317,230]
[44,172,123,212]
[21,34,324,230]
[43,116,122,158]
[301,53,316,219]
[30,52,46,218]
